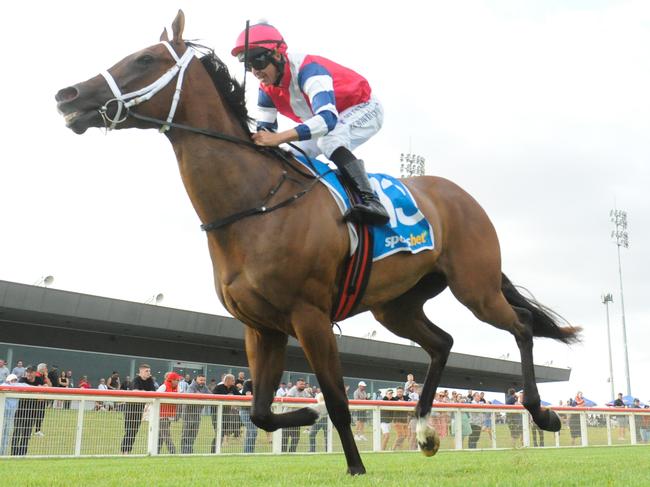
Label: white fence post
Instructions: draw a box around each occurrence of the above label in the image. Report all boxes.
[271,403,282,454]
[629,414,637,445]
[454,410,463,450]
[522,413,530,448]
[215,404,223,454]
[147,399,160,456]
[326,416,333,453]
[372,407,381,452]
[606,414,612,446]
[0,394,5,447]
[491,412,497,449]
[74,400,85,456]
[580,412,588,447]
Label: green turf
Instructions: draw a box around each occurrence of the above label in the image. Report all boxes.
[1,446,649,486]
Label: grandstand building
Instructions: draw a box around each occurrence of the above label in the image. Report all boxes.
[0,280,570,393]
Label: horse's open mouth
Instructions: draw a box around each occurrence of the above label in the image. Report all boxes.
[61,109,100,134]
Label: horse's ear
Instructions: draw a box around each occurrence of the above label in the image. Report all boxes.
[171,9,185,42]
[160,28,169,42]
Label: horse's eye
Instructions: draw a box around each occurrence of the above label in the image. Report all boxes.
[136,55,155,66]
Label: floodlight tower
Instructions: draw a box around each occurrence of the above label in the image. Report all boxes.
[399,153,425,178]
[601,293,615,401]
[610,209,631,396]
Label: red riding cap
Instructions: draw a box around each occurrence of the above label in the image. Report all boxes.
[231,23,287,57]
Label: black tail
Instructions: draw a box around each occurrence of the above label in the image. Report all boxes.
[501,273,581,344]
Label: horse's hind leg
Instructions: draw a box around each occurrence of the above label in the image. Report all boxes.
[291,304,365,475]
[450,283,561,432]
[371,272,452,456]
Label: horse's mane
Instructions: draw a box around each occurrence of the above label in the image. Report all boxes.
[186,41,252,135]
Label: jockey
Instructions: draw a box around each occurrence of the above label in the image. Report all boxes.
[232,22,389,226]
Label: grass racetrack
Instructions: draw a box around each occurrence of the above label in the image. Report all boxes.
[2,446,649,487]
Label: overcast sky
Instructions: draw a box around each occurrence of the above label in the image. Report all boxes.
[1,1,648,404]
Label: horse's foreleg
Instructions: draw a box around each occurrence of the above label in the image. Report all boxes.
[244,327,319,432]
[292,305,366,476]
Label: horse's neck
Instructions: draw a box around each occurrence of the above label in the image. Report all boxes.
[168,70,280,227]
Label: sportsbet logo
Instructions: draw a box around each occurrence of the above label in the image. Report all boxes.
[385,230,429,249]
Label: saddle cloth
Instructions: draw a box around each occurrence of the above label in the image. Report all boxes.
[294,155,434,261]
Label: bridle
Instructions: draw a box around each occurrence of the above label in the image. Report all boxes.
[99,41,195,132]
[95,40,324,231]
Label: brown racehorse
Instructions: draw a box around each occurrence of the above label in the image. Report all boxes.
[56,11,580,474]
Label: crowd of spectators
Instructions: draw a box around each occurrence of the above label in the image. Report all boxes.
[4,358,650,456]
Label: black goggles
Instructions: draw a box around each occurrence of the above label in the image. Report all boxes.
[239,51,273,71]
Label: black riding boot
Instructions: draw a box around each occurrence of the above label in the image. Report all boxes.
[330,147,390,226]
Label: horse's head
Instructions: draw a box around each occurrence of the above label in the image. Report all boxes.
[56,10,190,134]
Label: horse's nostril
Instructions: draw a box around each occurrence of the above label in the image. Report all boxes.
[55,86,79,103]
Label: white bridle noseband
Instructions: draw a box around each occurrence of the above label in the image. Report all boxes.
[99,41,196,132]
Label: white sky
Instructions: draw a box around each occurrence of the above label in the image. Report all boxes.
[1,1,649,405]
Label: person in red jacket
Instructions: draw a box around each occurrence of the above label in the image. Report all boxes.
[157,372,181,454]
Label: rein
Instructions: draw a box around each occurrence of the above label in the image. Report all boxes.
[97,41,326,231]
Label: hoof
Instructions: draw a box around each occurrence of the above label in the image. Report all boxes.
[347,465,366,476]
[418,428,440,457]
[534,408,561,432]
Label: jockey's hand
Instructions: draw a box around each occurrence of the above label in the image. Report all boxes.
[252,131,282,147]
[252,128,299,147]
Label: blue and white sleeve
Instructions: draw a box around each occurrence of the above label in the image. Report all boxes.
[295,63,339,140]
[256,89,278,132]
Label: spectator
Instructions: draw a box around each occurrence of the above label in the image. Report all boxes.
[66,370,74,388]
[11,366,38,455]
[282,378,311,452]
[235,371,246,386]
[11,361,26,379]
[505,388,521,448]
[404,373,415,392]
[568,396,582,446]
[157,372,181,454]
[96,378,109,411]
[178,374,191,394]
[107,372,121,391]
[207,379,218,393]
[309,393,328,452]
[353,381,369,442]
[32,363,50,438]
[181,373,210,454]
[613,392,626,440]
[467,392,484,448]
[0,360,9,383]
[380,389,397,450]
[574,391,585,408]
[0,374,20,455]
[391,387,410,450]
[239,379,258,453]
[120,376,132,391]
[78,376,91,389]
[47,365,60,388]
[276,382,288,398]
[57,370,70,410]
[121,364,156,454]
[211,373,241,453]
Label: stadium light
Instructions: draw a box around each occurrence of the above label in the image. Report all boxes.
[399,153,425,178]
[144,293,164,305]
[610,208,631,396]
[33,275,54,287]
[601,293,615,401]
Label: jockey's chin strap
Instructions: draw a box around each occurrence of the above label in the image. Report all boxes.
[98,41,196,132]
